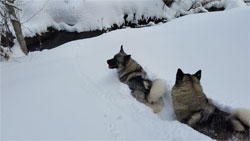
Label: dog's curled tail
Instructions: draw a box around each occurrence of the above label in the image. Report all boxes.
[148,79,166,103]
[232,108,250,132]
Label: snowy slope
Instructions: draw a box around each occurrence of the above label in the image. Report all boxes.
[16,0,247,37]
[1,6,250,140]
[18,0,172,37]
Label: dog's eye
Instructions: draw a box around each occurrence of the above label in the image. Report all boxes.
[114,57,123,63]
[117,58,123,62]
[114,56,119,60]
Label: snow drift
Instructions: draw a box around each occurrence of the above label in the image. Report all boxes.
[15,0,247,37]
[1,6,249,140]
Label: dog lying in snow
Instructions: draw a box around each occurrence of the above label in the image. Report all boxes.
[172,68,250,140]
[107,45,165,113]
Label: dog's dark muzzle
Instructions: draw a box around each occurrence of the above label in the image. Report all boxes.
[107,59,118,69]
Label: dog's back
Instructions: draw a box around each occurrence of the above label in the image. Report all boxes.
[194,107,250,140]
[172,69,250,140]
[171,69,208,123]
[118,57,146,84]
[121,58,165,113]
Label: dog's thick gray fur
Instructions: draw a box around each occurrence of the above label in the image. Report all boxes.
[172,68,250,140]
[107,45,165,113]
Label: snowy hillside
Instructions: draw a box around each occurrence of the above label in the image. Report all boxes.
[1,6,250,141]
[15,0,247,37]
[18,0,171,37]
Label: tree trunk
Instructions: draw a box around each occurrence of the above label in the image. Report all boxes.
[6,0,28,55]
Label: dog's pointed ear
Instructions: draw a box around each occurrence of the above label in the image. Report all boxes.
[120,45,125,53]
[193,70,202,80]
[124,55,131,62]
[176,68,184,81]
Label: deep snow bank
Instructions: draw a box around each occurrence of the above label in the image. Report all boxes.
[19,0,171,37]
[1,6,249,140]
[17,0,247,37]
[8,0,246,51]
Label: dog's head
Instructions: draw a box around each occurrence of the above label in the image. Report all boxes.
[174,68,202,91]
[107,45,131,69]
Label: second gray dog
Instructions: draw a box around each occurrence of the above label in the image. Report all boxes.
[172,68,250,140]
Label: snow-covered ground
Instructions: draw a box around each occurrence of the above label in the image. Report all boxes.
[18,0,171,37]
[15,0,247,37]
[1,5,250,141]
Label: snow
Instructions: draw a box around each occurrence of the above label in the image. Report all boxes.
[1,5,250,141]
[16,0,248,37]
[201,0,247,10]
[18,0,172,37]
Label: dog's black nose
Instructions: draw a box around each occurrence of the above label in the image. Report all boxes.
[107,59,111,64]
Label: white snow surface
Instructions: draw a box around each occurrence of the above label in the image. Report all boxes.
[15,0,247,37]
[19,0,171,37]
[1,6,250,140]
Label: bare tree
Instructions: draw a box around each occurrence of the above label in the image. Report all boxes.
[1,0,28,55]
[1,0,12,59]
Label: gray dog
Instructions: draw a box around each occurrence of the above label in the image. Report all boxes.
[107,45,165,113]
[172,68,250,140]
